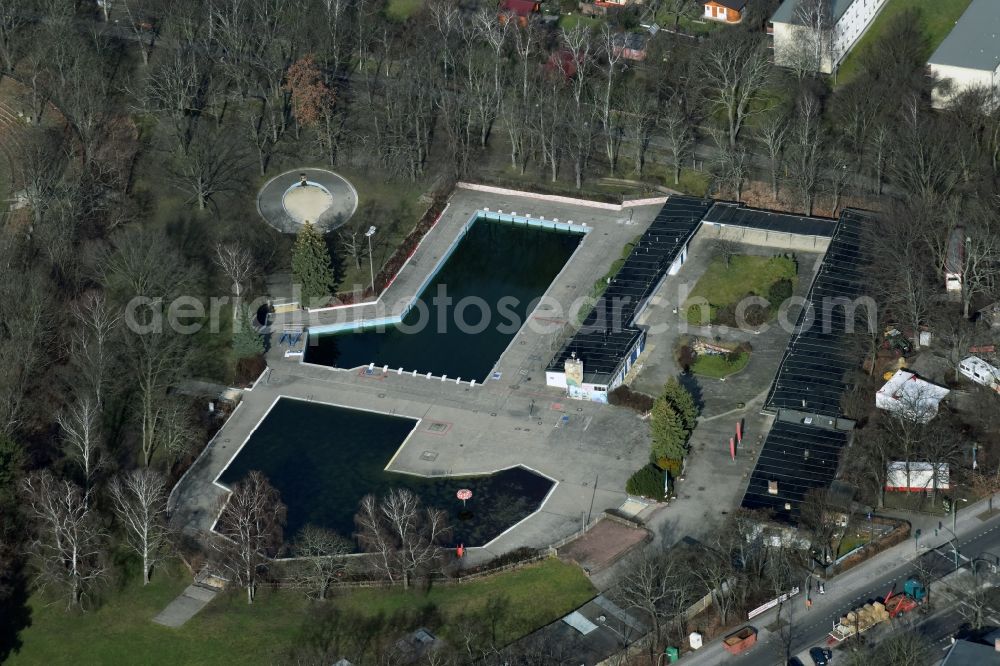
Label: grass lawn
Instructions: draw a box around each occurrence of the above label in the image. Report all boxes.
[684,255,796,325]
[690,351,750,379]
[8,559,593,665]
[386,0,423,21]
[337,558,595,644]
[835,0,972,85]
[676,168,711,197]
[836,534,868,558]
[558,13,601,30]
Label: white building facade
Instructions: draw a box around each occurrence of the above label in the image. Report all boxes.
[772,0,889,75]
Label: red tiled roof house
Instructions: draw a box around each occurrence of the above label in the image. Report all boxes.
[701,0,746,24]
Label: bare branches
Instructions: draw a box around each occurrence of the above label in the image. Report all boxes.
[696,31,770,148]
[214,241,256,319]
[288,525,352,600]
[57,395,103,505]
[355,488,450,589]
[109,469,170,585]
[213,471,286,604]
[70,292,122,409]
[21,471,107,609]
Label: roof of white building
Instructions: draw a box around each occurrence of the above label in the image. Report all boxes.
[772,0,856,26]
[876,370,949,422]
[928,0,1000,72]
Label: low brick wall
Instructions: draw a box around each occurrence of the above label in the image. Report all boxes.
[456,181,667,211]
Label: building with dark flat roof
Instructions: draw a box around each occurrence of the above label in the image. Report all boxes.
[743,208,873,522]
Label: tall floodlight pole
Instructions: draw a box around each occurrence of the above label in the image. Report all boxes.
[365,226,377,295]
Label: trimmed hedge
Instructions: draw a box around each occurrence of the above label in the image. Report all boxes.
[608,385,656,413]
[626,464,666,501]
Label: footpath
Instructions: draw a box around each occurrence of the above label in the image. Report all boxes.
[678,493,1000,665]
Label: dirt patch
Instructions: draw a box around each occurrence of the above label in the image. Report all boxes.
[558,518,650,574]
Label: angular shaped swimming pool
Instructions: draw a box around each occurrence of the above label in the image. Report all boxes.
[216,398,555,548]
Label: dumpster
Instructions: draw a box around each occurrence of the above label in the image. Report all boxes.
[723,626,757,655]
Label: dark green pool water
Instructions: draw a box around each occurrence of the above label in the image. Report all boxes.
[217,398,554,548]
[305,219,582,381]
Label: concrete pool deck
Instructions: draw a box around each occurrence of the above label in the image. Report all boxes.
[170,189,664,562]
[274,189,658,349]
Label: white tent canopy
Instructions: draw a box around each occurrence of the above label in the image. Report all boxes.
[886,461,950,492]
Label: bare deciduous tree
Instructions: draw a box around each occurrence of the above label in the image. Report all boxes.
[0,247,55,435]
[660,92,695,186]
[758,109,789,199]
[109,468,170,585]
[169,124,247,211]
[70,292,121,410]
[355,488,450,589]
[696,31,771,147]
[0,0,31,72]
[289,525,352,600]
[21,471,106,609]
[213,471,286,604]
[621,80,657,177]
[614,550,696,663]
[788,90,824,215]
[215,242,256,323]
[57,395,103,505]
[783,0,834,78]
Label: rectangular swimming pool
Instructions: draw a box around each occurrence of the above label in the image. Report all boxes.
[304,216,583,381]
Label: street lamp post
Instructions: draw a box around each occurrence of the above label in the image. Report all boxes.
[953,497,968,533]
[365,226,377,296]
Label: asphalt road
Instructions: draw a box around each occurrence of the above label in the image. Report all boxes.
[682,503,1000,666]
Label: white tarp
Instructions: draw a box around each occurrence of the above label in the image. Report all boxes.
[875,370,949,423]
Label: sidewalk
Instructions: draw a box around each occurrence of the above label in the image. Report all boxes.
[678,492,1000,664]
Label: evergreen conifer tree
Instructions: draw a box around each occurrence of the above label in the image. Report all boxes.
[650,397,687,460]
[231,306,264,359]
[663,377,699,431]
[291,221,335,306]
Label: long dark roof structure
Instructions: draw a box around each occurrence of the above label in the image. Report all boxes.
[743,208,873,522]
[703,202,837,238]
[763,208,869,417]
[546,196,712,384]
[741,420,849,520]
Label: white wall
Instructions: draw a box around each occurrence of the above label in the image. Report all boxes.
[773,0,888,74]
[930,63,998,109]
[831,0,888,71]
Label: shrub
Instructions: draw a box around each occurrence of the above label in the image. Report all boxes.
[768,278,794,307]
[608,385,655,413]
[713,303,737,327]
[626,465,666,501]
[676,345,696,372]
[742,298,770,327]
